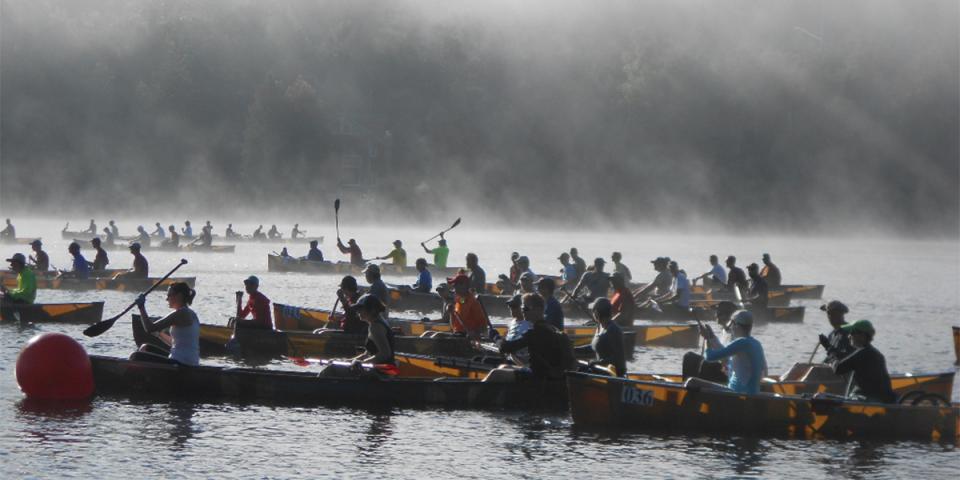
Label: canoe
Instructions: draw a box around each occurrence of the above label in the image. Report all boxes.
[0,237,41,245]
[0,301,104,324]
[178,244,235,253]
[89,354,568,410]
[230,235,324,244]
[566,372,959,442]
[627,365,955,401]
[273,302,694,349]
[267,254,463,277]
[3,268,127,280]
[2,275,195,292]
[364,288,805,323]
[63,230,100,240]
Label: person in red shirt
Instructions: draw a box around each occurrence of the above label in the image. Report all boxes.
[609,273,636,327]
[445,272,489,338]
[235,275,273,329]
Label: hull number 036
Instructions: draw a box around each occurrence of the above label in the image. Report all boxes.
[621,387,654,406]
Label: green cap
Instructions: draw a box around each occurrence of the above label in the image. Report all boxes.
[841,319,875,337]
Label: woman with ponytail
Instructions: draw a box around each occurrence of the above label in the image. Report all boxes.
[131,281,201,366]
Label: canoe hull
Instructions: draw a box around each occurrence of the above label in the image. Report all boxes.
[2,275,195,292]
[566,372,958,442]
[0,302,104,324]
[267,254,462,277]
[89,355,567,409]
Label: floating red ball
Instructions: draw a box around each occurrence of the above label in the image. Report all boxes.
[16,332,94,401]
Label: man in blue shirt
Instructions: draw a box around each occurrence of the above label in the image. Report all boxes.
[65,241,90,280]
[536,277,564,330]
[689,310,768,394]
[411,258,432,293]
[558,252,577,285]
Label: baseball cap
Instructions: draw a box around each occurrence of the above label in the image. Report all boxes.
[820,300,849,314]
[841,319,875,337]
[519,271,536,282]
[363,264,381,275]
[534,277,556,289]
[589,297,612,316]
[505,294,522,307]
[29,239,42,247]
[731,310,753,327]
[5,253,26,264]
[243,275,259,286]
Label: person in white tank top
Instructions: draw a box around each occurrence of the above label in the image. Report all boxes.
[131,282,200,366]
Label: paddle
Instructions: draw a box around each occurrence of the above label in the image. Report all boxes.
[82,259,189,337]
[422,217,461,244]
[334,198,341,241]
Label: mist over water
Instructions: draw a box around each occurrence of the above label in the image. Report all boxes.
[0,0,956,235]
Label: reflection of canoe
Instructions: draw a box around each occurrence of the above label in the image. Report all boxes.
[566,372,959,442]
[0,302,104,324]
[89,354,568,410]
[273,302,695,349]
[267,254,462,277]
[1,274,195,292]
[0,237,41,245]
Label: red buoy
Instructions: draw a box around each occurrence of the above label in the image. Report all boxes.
[16,332,94,401]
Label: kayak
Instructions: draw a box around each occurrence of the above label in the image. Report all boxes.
[273,302,696,349]
[267,254,463,277]
[0,302,104,324]
[89,354,568,410]
[566,372,958,442]
[1,274,195,292]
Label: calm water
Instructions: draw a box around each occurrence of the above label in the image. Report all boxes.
[1,220,958,479]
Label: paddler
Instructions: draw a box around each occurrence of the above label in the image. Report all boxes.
[694,255,727,287]
[1,253,37,305]
[199,224,213,247]
[444,272,489,338]
[503,295,531,364]
[152,222,165,238]
[569,247,587,282]
[90,237,109,271]
[760,253,782,288]
[63,242,90,279]
[108,220,119,237]
[725,255,748,295]
[410,258,432,293]
[225,224,238,239]
[363,264,389,304]
[83,219,97,235]
[102,227,115,247]
[465,253,486,294]
[690,310,768,394]
[135,225,152,247]
[267,224,281,240]
[609,272,636,327]
[420,235,450,268]
[515,255,534,279]
[182,220,193,238]
[517,271,537,295]
[291,223,305,239]
[164,225,180,248]
[508,252,521,283]
[745,263,768,309]
[336,238,364,266]
[130,282,200,366]
[28,239,49,272]
[0,219,14,240]
[497,293,577,380]
[680,301,735,383]
[611,252,632,283]
[377,240,407,267]
[252,225,266,240]
[580,298,625,377]
[558,252,577,285]
[116,243,148,279]
[536,277,564,330]
[234,276,273,329]
[817,300,854,363]
[634,257,673,301]
[651,261,690,313]
[306,240,325,262]
[571,257,610,302]
[829,320,896,403]
[331,275,367,335]
[349,294,396,369]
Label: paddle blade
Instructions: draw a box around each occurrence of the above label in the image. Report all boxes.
[334,198,341,212]
[450,217,461,229]
[83,316,119,337]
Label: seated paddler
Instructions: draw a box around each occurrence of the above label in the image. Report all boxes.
[829,320,896,404]
[234,275,273,330]
[576,298,626,377]
[495,293,577,381]
[130,282,200,366]
[687,310,767,394]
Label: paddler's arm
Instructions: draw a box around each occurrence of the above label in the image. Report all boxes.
[420,243,433,254]
[499,330,531,354]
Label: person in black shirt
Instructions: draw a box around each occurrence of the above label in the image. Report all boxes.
[498,293,576,380]
[90,238,109,271]
[818,300,854,363]
[760,253,782,288]
[831,320,896,403]
[363,264,389,306]
[725,255,748,295]
[746,263,768,309]
[29,240,49,272]
[466,253,486,294]
[583,298,625,377]
[332,275,367,336]
[307,240,324,262]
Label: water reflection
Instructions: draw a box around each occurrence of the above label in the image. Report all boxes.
[355,411,395,460]
[165,402,197,450]
[696,436,768,477]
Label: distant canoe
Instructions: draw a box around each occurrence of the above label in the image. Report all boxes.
[0,301,104,324]
[1,274,195,292]
[267,254,463,277]
[229,235,324,244]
